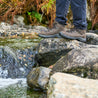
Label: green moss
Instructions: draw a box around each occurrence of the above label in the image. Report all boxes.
[0,38,42,50]
[87,20,92,30]
[63,66,98,79]
[27,88,45,98]
[0,83,45,98]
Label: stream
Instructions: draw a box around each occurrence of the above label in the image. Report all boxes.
[0,37,45,98]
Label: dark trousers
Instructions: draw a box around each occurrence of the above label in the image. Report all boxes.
[55,0,87,30]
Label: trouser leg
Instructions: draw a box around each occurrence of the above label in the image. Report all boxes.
[55,0,71,25]
[71,0,87,30]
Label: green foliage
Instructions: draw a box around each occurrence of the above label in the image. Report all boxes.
[0,0,56,26]
[40,0,56,26]
[41,0,55,14]
[0,0,97,29]
[27,11,42,23]
[87,20,92,30]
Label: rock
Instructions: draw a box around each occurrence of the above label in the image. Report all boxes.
[32,26,48,34]
[86,33,98,45]
[0,46,18,78]
[36,38,98,67]
[33,26,48,32]
[52,47,98,79]
[88,30,98,34]
[4,46,17,61]
[27,67,51,90]
[0,22,11,31]
[0,22,44,39]
[47,72,98,98]
[14,15,25,26]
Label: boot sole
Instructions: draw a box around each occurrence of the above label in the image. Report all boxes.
[38,34,62,38]
[59,32,86,42]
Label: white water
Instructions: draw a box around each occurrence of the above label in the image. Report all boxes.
[0,78,44,98]
[0,78,27,89]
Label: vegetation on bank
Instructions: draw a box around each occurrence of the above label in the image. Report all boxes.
[0,0,98,29]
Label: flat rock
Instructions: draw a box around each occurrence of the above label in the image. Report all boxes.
[52,47,98,79]
[36,38,98,67]
[47,72,98,98]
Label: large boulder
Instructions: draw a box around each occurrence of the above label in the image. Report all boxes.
[47,72,98,98]
[36,38,97,67]
[52,47,98,79]
[27,67,51,90]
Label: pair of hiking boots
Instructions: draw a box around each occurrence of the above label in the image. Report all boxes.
[38,21,86,42]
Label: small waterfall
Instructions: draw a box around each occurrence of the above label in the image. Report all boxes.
[0,45,38,78]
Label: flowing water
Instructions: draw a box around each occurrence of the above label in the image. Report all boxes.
[0,38,42,78]
[0,38,46,98]
[0,78,45,98]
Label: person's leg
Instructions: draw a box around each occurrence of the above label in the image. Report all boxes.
[38,0,70,38]
[60,0,87,42]
[71,0,87,30]
[55,0,71,25]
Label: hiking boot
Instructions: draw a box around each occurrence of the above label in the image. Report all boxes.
[59,28,86,42]
[38,21,65,38]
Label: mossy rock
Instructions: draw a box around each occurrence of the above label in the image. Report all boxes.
[52,48,98,79]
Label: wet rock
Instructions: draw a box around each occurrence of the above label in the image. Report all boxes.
[47,72,98,98]
[36,38,98,67]
[27,67,51,90]
[0,22,41,39]
[4,46,17,61]
[0,46,36,78]
[52,47,98,79]
[0,46,18,78]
